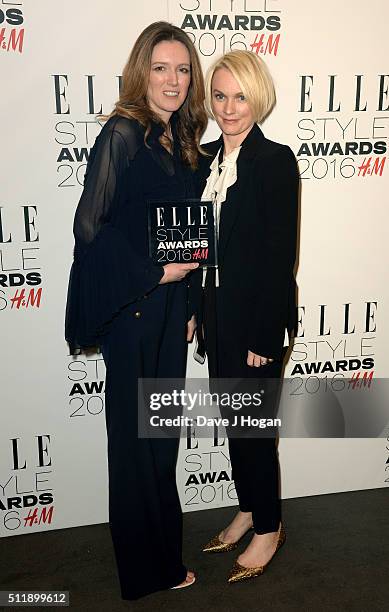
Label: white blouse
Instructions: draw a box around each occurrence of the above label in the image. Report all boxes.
[201,145,242,286]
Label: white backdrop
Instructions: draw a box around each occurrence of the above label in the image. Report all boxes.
[1,0,388,537]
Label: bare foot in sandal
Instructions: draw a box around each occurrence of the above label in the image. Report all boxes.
[171,570,196,589]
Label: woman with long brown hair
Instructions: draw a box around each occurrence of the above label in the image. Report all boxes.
[65,22,207,599]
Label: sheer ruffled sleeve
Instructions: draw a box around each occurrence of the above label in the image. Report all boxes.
[65,117,164,350]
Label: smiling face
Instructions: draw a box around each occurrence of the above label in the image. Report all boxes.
[147,40,191,123]
[211,67,255,146]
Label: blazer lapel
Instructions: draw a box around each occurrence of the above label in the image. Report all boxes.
[218,124,265,263]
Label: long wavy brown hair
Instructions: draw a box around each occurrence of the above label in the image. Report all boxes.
[102,22,207,169]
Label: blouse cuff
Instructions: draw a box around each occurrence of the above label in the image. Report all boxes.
[66,224,164,347]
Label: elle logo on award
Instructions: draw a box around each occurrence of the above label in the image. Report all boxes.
[148,199,216,266]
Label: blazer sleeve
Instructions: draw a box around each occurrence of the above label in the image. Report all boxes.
[65,119,164,350]
[248,145,299,361]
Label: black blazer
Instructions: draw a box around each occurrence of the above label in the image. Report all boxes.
[196,123,299,362]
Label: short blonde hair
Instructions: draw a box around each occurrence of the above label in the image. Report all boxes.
[205,50,276,123]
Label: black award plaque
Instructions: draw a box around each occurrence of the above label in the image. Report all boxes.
[148,199,217,267]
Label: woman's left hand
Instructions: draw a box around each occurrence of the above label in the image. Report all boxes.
[187,315,197,342]
[247,350,274,367]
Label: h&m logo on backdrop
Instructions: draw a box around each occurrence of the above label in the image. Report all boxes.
[0,0,24,54]
[0,205,42,312]
[0,435,54,534]
[296,74,389,180]
[177,0,282,58]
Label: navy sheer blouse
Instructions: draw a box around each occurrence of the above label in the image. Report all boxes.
[65,114,197,351]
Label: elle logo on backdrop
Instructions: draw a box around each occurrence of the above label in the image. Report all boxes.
[296,74,389,180]
[52,74,120,189]
[0,206,42,312]
[0,435,54,534]
[290,301,377,377]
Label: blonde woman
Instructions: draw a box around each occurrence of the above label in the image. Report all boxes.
[65,22,207,599]
[197,50,298,583]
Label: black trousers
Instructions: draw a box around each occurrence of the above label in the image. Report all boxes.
[100,284,188,600]
[227,362,283,535]
[203,276,283,534]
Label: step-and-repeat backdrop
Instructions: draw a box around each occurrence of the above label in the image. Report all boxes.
[1,0,388,537]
